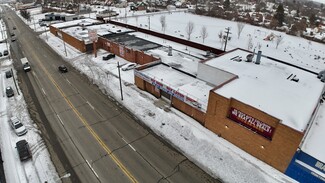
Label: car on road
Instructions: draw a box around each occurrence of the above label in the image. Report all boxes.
[5,70,12,78]
[58,65,68,73]
[6,86,14,97]
[3,50,8,56]
[13,26,16,30]
[23,62,31,72]
[16,140,32,161]
[102,53,115,61]
[10,117,27,136]
[121,63,137,71]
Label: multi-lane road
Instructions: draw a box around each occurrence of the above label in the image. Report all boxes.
[3,6,220,183]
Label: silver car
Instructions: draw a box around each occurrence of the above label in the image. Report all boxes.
[10,117,27,136]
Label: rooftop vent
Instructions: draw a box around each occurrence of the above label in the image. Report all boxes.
[255,51,262,65]
[168,46,172,56]
[317,70,325,82]
[246,54,253,62]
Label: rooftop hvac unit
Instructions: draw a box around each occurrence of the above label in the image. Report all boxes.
[168,46,172,56]
[317,70,325,79]
[255,51,262,65]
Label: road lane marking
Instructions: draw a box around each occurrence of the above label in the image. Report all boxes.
[66,79,71,84]
[121,138,136,152]
[28,47,138,183]
[86,101,95,110]
[41,88,46,95]
[86,160,99,179]
[57,114,64,126]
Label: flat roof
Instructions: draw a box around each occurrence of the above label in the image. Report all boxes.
[62,23,133,43]
[139,64,214,111]
[206,49,324,132]
[302,103,325,163]
[103,33,161,51]
[50,18,101,29]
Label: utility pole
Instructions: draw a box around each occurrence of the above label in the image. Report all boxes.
[224,27,231,52]
[117,62,123,101]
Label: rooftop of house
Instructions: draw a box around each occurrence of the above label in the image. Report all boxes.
[205,48,324,132]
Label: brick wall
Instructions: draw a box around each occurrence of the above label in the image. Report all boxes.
[205,91,303,172]
[172,97,205,125]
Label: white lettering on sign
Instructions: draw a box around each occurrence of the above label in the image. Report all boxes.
[229,107,275,139]
[231,108,272,133]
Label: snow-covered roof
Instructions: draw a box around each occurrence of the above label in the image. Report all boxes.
[302,102,325,164]
[206,49,324,132]
[50,18,101,29]
[139,64,214,110]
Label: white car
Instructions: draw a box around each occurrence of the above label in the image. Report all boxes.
[10,117,27,136]
[121,63,137,71]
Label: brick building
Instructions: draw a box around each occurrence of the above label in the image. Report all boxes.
[135,48,325,174]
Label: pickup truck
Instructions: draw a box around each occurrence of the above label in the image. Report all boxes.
[21,57,31,72]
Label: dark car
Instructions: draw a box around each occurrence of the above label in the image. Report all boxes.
[0,52,3,57]
[102,54,115,61]
[58,65,68,73]
[3,50,8,56]
[5,70,12,78]
[16,140,32,161]
[10,33,15,37]
[13,26,16,30]
[6,86,14,97]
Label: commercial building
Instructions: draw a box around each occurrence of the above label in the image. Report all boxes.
[135,48,325,181]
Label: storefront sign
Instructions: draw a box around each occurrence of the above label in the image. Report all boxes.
[228,107,275,140]
[134,71,205,111]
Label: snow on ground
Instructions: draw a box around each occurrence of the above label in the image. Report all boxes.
[37,26,297,182]
[0,58,60,183]
[6,6,325,183]
[115,11,325,73]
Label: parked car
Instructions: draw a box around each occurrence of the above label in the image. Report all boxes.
[5,70,12,78]
[0,52,3,57]
[16,140,32,161]
[102,54,115,61]
[6,86,14,97]
[3,50,8,56]
[13,26,16,30]
[58,65,68,73]
[10,33,15,37]
[10,117,27,136]
[121,63,137,71]
[11,37,16,42]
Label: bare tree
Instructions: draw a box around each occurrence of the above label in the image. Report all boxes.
[237,22,245,39]
[200,26,208,43]
[185,21,195,40]
[218,30,223,42]
[275,35,283,49]
[160,15,166,33]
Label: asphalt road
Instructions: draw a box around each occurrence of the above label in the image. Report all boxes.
[3,7,220,183]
